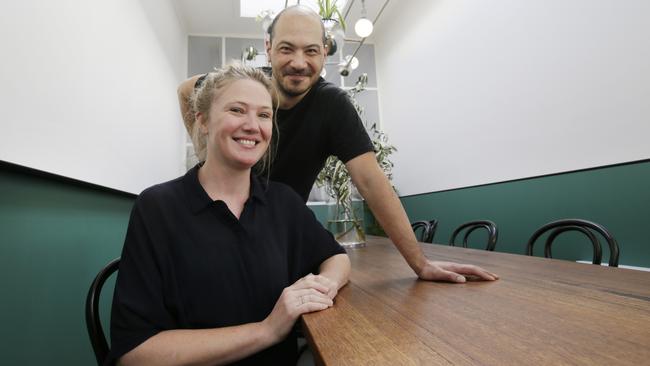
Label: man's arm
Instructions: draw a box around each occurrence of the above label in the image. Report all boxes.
[177,75,203,135]
[346,152,499,282]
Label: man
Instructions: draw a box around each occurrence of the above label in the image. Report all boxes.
[178,5,498,283]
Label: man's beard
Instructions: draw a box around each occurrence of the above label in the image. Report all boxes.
[277,69,316,97]
[278,81,310,97]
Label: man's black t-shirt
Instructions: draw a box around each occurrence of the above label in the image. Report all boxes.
[270,78,374,201]
[108,165,345,365]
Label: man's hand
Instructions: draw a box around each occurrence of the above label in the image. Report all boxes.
[417,260,499,283]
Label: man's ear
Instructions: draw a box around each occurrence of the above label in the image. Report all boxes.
[265,39,272,60]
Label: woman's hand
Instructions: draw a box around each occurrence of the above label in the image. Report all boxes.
[262,274,335,343]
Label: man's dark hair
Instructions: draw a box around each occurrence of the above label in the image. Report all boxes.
[267,5,327,45]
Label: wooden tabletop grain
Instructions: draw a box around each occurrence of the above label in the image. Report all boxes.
[300,236,650,365]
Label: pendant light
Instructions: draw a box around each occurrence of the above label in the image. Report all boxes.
[354,0,373,38]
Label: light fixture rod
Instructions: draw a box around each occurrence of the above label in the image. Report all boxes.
[344,37,366,70]
[344,0,390,70]
[343,0,356,21]
[372,0,390,24]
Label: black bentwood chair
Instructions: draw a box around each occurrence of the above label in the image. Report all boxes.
[86,257,120,365]
[426,219,439,243]
[449,220,498,251]
[411,221,435,243]
[526,219,620,267]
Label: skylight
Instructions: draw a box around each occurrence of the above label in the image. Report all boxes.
[240,0,348,18]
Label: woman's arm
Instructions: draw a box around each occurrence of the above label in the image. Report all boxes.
[119,323,272,366]
[119,274,334,366]
[317,253,351,299]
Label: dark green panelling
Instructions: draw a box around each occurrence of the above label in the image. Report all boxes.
[0,168,134,365]
[399,161,650,267]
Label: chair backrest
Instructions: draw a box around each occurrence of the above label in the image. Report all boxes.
[426,219,439,243]
[411,221,431,242]
[526,219,619,267]
[449,220,498,251]
[85,257,120,365]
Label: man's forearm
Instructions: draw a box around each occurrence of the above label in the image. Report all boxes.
[347,153,426,274]
[361,176,426,273]
[177,74,203,134]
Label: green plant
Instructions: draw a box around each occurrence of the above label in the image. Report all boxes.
[317,0,346,30]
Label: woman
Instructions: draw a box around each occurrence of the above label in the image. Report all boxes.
[109,65,350,365]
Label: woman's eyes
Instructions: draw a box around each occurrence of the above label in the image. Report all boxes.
[229,107,271,119]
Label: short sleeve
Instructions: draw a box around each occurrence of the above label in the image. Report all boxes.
[328,91,374,163]
[107,197,176,364]
[285,190,346,281]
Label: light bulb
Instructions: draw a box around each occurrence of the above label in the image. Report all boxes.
[345,55,359,70]
[354,18,374,38]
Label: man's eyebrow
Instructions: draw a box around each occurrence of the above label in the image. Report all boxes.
[276,41,295,48]
[276,41,321,49]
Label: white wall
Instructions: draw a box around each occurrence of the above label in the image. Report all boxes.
[373,0,650,196]
[0,0,187,194]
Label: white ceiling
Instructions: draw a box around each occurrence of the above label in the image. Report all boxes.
[172,0,392,40]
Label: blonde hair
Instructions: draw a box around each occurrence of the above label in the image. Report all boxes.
[189,64,279,173]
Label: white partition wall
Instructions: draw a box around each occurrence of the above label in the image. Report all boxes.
[373,0,650,196]
[0,0,187,194]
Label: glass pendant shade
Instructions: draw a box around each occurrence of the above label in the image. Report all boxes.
[354,17,373,38]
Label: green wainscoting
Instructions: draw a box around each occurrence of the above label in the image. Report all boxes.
[0,164,135,365]
[3,159,648,365]
[399,160,650,268]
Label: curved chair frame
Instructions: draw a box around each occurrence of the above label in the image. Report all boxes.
[411,221,432,243]
[426,219,439,243]
[86,257,120,365]
[449,220,498,251]
[545,226,602,265]
[526,219,619,267]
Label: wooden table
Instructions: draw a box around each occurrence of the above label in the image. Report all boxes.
[301,236,650,365]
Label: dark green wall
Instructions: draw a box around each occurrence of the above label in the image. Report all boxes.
[0,166,134,365]
[399,160,650,267]
[4,160,647,364]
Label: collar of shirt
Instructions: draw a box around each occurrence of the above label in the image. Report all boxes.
[277,77,325,115]
[183,163,268,214]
